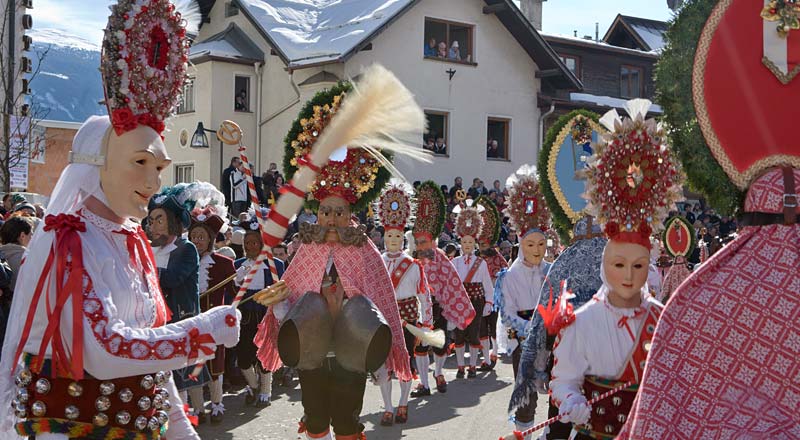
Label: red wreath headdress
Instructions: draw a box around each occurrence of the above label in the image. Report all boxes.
[102,0,198,137]
[376,179,414,232]
[453,199,484,239]
[583,99,684,249]
[504,164,550,238]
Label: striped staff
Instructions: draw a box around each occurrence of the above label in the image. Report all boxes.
[499,380,634,440]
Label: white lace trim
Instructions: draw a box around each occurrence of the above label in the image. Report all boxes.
[198,254,215,293]
[81,207,138,233]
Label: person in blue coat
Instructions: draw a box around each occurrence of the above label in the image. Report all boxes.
[234,219,285,407]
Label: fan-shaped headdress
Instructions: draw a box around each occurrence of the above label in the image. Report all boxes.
[412,180,446,241]
[583,99,684,249]
[102,0,198,136]
[475,195,501,246]
[504,164,550,238]
[376,179,414,232]
[188,182,228,237]
[452,200,484,239]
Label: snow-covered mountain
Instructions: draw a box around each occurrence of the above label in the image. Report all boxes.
[29,28,106,123]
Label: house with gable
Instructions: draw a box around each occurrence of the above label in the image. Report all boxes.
[161,0,580,189]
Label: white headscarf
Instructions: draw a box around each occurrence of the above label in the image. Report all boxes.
[0,115,112,437]
[594,240,651,304]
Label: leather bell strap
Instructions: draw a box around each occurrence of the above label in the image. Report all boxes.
[738,166,799,227]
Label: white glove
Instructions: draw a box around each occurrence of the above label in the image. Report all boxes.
[482,302,493,317]
[558,395,591,425]
[200,305,242,349]
[446,321,456,331]
[234,264,251,286]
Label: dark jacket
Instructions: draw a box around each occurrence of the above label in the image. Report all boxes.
[221,165,236,207]
[158,237,200,323]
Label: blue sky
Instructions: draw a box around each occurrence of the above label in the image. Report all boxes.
[32,0,674,47]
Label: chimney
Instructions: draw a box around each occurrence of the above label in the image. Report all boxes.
[520,0,545,32]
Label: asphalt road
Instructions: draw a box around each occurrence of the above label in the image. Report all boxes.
[196,353,550,439]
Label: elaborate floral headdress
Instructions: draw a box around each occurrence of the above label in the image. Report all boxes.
[189,182,228,236]
[475,195,501,246]
[453,200,484,239]
[102,0,199,136]
[412,180,446,241]
[376,179,414,232]
[583,99,683,249]
[504,164,550,238]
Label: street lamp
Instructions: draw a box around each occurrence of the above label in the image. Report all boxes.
[190,121,226,186]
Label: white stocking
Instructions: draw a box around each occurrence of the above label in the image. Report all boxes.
[399,380,412,407]
[376,365,393,412]
[469,346,479,367]
[259,371,272,402]
[491,337,498,357]
[210,375,224,404]
[434,355,446,376]
[415,354,430,388]
[241,366,258,389]
[481,338,492,364]
[455,345,466,367]
[188,387,205,414]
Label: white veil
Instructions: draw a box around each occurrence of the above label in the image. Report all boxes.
[0,115,112,437]
[594,241,651,304]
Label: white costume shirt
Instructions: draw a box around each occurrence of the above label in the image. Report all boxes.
[382,251,432,324]
[451,254,494,302]
[152,239,178,269]
[235,258,268,291]
[198,253,214,293]
[497,259,548,336]
[550,293,662,405]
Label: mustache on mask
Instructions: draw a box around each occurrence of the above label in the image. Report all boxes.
[298,222,368,247]
[413,249,436,260]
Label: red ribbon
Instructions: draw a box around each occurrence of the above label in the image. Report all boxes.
[187,328,215,362]
[114,226,170,326]
[297,154,322,173]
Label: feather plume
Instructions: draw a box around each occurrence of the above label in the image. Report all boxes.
[173,0,202,36]
[309,64,431,180]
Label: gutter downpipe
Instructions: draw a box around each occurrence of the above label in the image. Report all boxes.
[254,61,263,175]
[537,103,555,160]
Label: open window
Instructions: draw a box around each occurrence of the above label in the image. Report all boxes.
[487,117,510,160]
[423,18,475,64]
[424,111,449,156]
[620,65,643,98]
[234,75,251,112]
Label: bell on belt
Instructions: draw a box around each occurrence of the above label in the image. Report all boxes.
[278,292,333,370]
[333,295,392,374]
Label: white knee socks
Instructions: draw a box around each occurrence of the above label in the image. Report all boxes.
[399,380,412,407]
[434,355,446,377]
[415,354,430,388]
[455,345,466,367]
[481,338,492,365]
[188,387,204,414]
[469,345,479,367]
[210,375,223,404]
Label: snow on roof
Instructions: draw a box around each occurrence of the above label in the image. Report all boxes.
[191,23,264,63]
[628,22,666,52]
[29,28,100,52]
[570,92,662,114]
[236,0,413,67]
[542,33,659,57]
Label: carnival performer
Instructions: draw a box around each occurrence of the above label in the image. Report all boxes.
[0,3,241,438]
[451,201,494,378]
[547,99,681,439]
[252,72,430,440]
[235,215,285,408]
[410,181,475,394]
[492,165,554,437]
[187,186,237,424]
[475,195,508,369]
[374,180,433,426]
[620,2,800,436]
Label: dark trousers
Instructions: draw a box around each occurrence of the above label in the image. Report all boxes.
[298,357,367,436]
[453,296,484,347]
[236,308,265,370]
[415,300,449,356]
[484,310,497,341]
[231,200,248,218]
[511,343,537,424]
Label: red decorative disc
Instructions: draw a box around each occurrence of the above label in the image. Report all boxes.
[662,216,695,258]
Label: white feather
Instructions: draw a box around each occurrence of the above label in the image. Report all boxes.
[623,98,652,121]
[599,108,620,132]
[173,0,201,36]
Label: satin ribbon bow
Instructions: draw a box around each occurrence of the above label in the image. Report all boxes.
[114,226,170,326]
[187,327,216,362]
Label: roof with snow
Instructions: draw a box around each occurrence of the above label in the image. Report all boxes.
[230,0,580,89]
[190,23,264,64]
[566,92,662,114]
[603,14,668,52]
[542,33,659,59]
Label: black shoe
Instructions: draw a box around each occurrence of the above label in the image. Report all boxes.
[456,367,465,379]
[478,362,493,372]
[467,366,477,378]
[244,387,256,406]
[255,394,271,408]
[196,412,208,425]
[435,375,447,393]
[410,386,431,397]
[210,412,223,425]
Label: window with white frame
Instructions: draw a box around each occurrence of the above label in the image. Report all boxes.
[174,164,194,184]
[234,75,251,112]
[487,117,510,160]
[423,111,449,156]
[178,78,195,113]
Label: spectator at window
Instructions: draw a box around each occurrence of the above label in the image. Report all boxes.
[423,137,436,152]
[235,89,249,111]
[433,137,447,155]
[437,41,447,58]
[425,37,437,57]
[448,40,461,60]
[487,139,501,158]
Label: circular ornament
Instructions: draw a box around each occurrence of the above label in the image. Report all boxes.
[217,120,243,145]
[662,216,696,258]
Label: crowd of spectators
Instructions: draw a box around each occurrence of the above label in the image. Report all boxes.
[424,36,470,62]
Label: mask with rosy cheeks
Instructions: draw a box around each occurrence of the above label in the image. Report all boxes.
[602,239,651,308]
[317,196,351,243]
[521,231,546,266]
[460,235,477,255]
[384,228,404,252]
[99,125,171,221]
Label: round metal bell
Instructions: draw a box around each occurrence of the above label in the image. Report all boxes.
[14,403,27,419]
[116,410,131,425]
[617,414,627,423]
[161,399,172,412]
[95,396,111,412]
[152,393,164,409]
[137,396,152,411]
[15,369,32,387]
[596,406,606,415]
[64,405,80,420]
[99,381,116,396]
[148,416,160,431]
[31,401,47,417]
[163,370,172,381]
[612,396,622,406]
[118,387,133,403]
[93,412,109,427]
[134,415,148,431]
[156,410,169,425]
[140,375,154,390]
[154,371,166,386]
[16,388,30,404]
[591,390,600,399]
[34,378,51,395]
[158,388,169,400]
[604,424,615,434]
[67,381,83,398]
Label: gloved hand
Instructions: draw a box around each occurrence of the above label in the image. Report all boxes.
[482,302,493,317]
[558,395,591,425]
[234,264,251,286]
[201,305,242,349]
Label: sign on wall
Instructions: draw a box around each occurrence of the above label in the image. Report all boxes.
[9,116,30,190]
[29,124,46,164]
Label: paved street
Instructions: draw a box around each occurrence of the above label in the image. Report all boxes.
[196,354,549,439]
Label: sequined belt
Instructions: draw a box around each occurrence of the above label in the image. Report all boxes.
[507,309,535,341]
[577,376,639,440]
[13,356,171,439]
[463,282,485,301]
[396,297,418,324]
